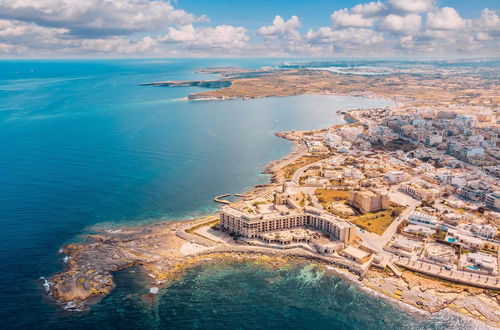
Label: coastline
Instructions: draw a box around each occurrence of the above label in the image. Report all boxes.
[46,72,499,327]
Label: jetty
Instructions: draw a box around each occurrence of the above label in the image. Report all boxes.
[213,193,248,204]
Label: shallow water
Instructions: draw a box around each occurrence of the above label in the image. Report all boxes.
[40,262,482,330]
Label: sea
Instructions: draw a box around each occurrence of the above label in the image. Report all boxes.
[0,59,485,329]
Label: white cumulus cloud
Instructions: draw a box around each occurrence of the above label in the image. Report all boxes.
[388,0,434,13]
[331,9,375,28]
[379,14,422,34]
[351,1,386,17]
[160,24,249,51]
[0,0,197,37]
[426,7,468,30]
[258,16,301,40]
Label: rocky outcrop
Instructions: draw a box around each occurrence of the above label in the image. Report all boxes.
[47,221,189,310]
[141,80,231,88]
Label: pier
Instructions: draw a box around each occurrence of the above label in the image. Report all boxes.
[213,193,248,204]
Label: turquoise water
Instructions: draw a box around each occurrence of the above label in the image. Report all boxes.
[466,266,479,270]
[39,262,480,330]
[0,59,475,329]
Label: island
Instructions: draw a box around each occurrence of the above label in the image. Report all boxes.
[47,63,500,327]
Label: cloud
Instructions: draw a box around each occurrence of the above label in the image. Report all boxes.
[474,9,500,35]
[160,24,249,51]
[77,37,157,54]
[351,1,386,17]
[426,7,468,30]
[388,0,434,13]
[378,14,422,34]
[258,16,301,40]
[0,19,158,55]
[307,27,384,47]
[0,0,196,37]
[331,9,374,28]
[0,0,497,57]
[0,19,69,50]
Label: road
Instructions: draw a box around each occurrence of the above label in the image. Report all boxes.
[291,156,330,182]
[356,190,420,253]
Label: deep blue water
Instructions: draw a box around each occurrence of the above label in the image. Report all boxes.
[0,59,473,329]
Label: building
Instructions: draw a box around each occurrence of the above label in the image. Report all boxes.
[404,224,436,236]
[219,205,355,244]
[470,224,497,239]
[399,184,434,201]
[463,252,498,275]
[346,191,390,214]
[408,211,438,228]
[459,147,484,160]
[423,243,456,265]
[460,183,492,202]
[446,230,484,250]
[339,246,371,264]
[425,134,443,147]
[275,181,301,205]
[386,236,422,258]
[385,170,407,184]
[485,192,500,211]
[442,213,461,226]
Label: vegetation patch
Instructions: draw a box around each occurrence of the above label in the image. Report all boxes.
[348,207,405,236]
[281,156,326,180]
[314,189,349,208]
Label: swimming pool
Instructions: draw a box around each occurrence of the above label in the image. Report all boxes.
[447,238,456,243]
[466,265,479,270]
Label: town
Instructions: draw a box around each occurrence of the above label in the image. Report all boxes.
[210,103,500,289]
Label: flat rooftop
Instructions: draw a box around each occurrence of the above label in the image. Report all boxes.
[342,246,370,260]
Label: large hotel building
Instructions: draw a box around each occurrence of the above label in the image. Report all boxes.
[219,205,355,244]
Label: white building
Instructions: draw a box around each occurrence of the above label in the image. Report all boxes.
[470,224,497,239]
[385,171,407,184]
[425,134,443,147]
[404,224,436,236]
[387,236,422,258]
[464,252,498,275]
[485,192,500,211]
[446,230,484,250]
[408,211,438,228]
[220,205,355,244]
[460,147,484,160]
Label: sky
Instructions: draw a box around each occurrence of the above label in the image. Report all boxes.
[0,0,498,57]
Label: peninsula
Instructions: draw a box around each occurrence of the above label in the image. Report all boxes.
[48,64,500,327]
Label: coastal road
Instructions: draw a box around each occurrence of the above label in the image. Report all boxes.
[390,255,500,289]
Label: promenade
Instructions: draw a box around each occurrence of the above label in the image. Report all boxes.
[391,255,500,290]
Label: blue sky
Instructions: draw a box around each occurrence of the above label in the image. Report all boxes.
[0,0,498,57]
[179,0,499,28]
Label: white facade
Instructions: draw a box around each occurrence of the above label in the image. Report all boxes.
[470,224,497,239]
[220,206,354,244]
[408,211,438,228]
[485,192,500,211]
[385,171,406,184]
